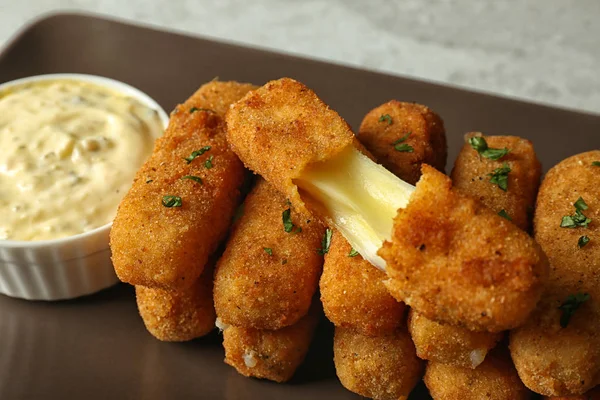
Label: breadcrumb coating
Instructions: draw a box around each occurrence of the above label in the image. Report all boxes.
[110,82,250,289]
[222,302,320,382]
[510,151,600,397]
[214,179,325,330]
[358,100,447,184]
[333,326,423,400]
[381,165,548,332]
[451,133,541,231]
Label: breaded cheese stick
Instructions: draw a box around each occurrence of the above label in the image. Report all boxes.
[214,178,325,330]
[510,151,600,397]
[408,309,503,369]
[424,347,530,400]
[111,82,251,289]
[333,327,423,400]
[135,263,215,341]
[451,133,542,231]
[408,134,541,367]
[320,232,405,336]
[226,77,548,332]
[358,100,447,184]
[221,302,320,383]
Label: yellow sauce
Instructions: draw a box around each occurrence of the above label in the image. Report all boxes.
[0,79,163,241]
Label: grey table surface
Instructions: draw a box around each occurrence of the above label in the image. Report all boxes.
[0,0,599,115]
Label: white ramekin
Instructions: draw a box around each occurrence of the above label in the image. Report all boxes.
[0,74,169,301]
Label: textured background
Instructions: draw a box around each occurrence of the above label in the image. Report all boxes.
[0,0,599,114]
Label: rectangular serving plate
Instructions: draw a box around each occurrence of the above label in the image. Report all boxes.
[1,13,599,400]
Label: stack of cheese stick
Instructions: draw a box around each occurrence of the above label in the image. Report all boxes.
[421,133,542,399]
[321,100,446,400]
[213,178,325,382]
[110,81,255,341]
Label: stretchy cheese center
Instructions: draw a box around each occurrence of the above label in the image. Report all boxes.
[295,146,415,270]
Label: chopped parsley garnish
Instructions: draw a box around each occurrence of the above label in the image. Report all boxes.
[592,161,600,167]
[205,155,214,169]
[318,229,333,255]
[578,236,590,248]
[498,209,512,221]
[181,175,203,184]
[263,247,273,256]
[146,179,153,184]
[282,208,295,233]
[561,197,591,228]
[184,146,211,164]
[348,248,359,257]
[558,293,590,328]
[379,114,393,125]
[488,162,511,191]
[162,195,182,208]
[392,132,413,152]
[189,107,214,114]
[468,136,510,160]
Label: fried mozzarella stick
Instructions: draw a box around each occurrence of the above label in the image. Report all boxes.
[226,77,548,332]
[409,134,541,368]
[135,263,216,341]
[214,178,325,330]
[111,82,250,289]
[221,302,320,383]
[358,100,447,185]
[510,151,600,397]
[333,327,423,400]
[321,100,446,335]
[424,348,531,400]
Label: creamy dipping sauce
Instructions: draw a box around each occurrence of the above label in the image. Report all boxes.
[0,79,163,241]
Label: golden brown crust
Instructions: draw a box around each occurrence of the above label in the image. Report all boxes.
[510,150,600,397]
[451,133,542,231]
[185,81,258,117]
[110,83,249,289]
[135,264,215,342]
[358,100,447,184]
[381,165,548,332]
[320,231,405,336]
[225,78,355,217]
[214,179,325,330]
[333,327,423,400]
[408,309,503,368]
[424,347,531,400]
[222,302,320,382]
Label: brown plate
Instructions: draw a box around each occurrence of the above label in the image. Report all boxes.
[1,13,599,400]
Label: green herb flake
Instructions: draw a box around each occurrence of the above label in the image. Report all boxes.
[468,136,510,160]
[281,259,288,265]
[318,229,333,255]
[263,247,273,256]
[498,209,512,221]
[181,175,203,184]
[488,162,511,191]
[578,236,590,248]
[391,132,414,152]
[558,293,590,328]
[183,146,211,164]
[561,197,592,229]
[162,195,182,208]
[204,155,214,169]
[146,179,153,184]
[282,208,295,233]
[592,161,600,167]
[379,114,393,125]
[348,248,359,257]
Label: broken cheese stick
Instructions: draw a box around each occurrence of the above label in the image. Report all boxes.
[226,77,548,332]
